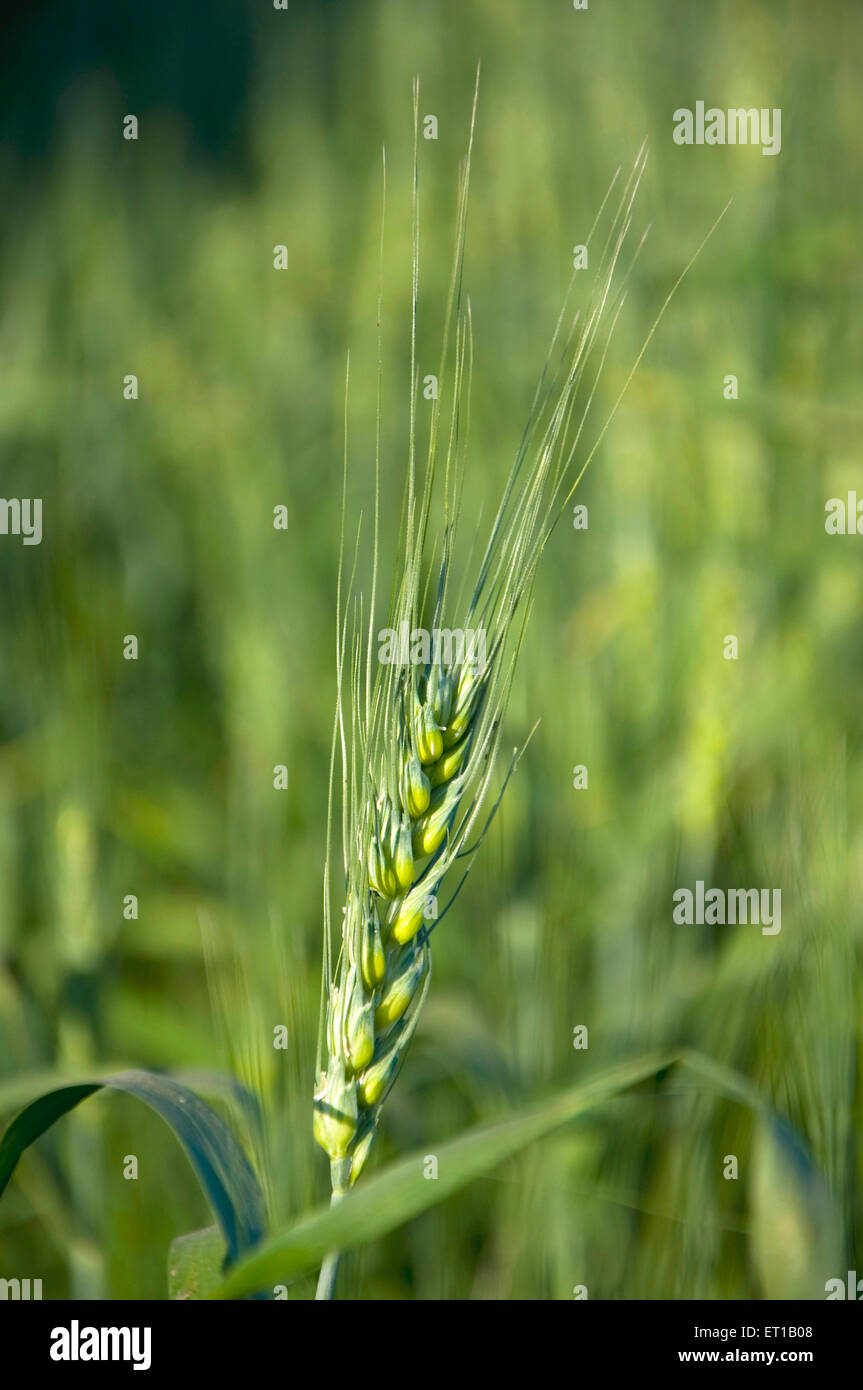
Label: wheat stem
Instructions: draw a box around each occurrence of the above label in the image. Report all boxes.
[315,1241,342,1301]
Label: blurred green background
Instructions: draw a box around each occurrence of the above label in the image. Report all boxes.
[1,0,861,1299]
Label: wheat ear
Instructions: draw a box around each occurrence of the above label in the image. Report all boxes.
[313,81,651,1296]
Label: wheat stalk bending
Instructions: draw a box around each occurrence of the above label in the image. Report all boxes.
[310,76,690,1298]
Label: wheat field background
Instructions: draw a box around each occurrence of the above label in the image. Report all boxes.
[0,0,861,1299]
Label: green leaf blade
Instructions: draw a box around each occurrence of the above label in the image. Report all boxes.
[168,1225,227,1300]
[0,1070,267,1276]
[212,1051,676,1299]
[750,1114,844,1299]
